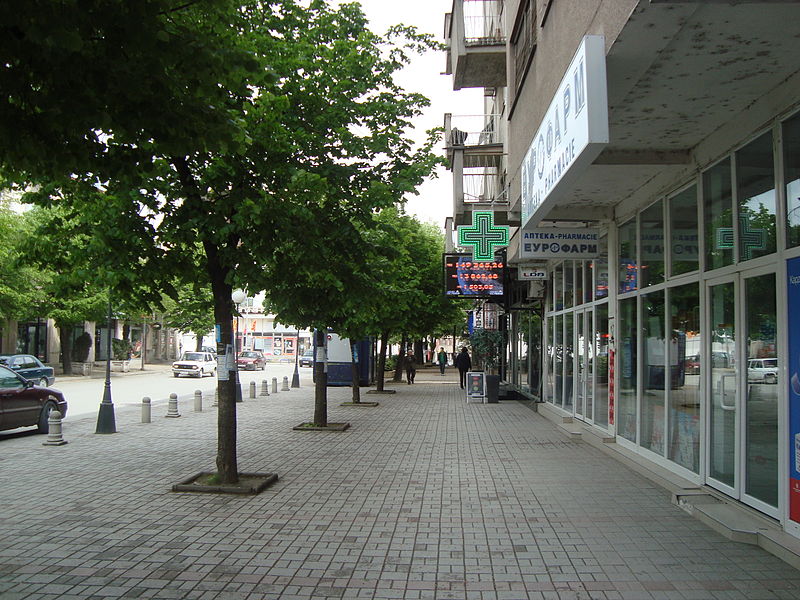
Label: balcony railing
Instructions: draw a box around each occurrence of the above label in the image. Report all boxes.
[448,114,502,147]
[462,168,508,205]
[463,0,506,46]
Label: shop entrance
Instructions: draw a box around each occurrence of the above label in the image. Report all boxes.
[706,269,779,518]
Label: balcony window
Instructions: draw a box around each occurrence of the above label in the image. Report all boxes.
[463,0,505,46]
[511,0,535,92]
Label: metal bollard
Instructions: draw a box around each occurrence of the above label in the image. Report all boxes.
[42,410,68,446]
[142,397,152,423]
[281,376,290,391]
[271,377,278,394]
[166,392,180,418]
[194,390,203,412]
[260,380,270,397]
[249,380,256,399]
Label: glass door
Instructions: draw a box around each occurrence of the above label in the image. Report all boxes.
[706,271,780,517]
[707,277,738,496]
[574,308,594,423]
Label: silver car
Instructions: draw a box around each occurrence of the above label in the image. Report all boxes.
[747,358,777,384]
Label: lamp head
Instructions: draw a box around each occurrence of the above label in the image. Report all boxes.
[231,289,247,305]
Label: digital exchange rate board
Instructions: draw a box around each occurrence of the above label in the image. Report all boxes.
[444,253,504,298]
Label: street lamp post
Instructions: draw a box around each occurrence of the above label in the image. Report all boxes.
[95,297,116,434]
[232,289,246,403]
[291,327,300,388]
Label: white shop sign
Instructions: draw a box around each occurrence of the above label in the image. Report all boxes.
[521,35,608,228]
[518,267,548,280]
[520,229,600,259]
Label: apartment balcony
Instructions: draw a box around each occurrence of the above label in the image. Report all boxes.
[444,0,507,90]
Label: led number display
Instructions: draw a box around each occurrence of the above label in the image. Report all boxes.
[444,253,505,298]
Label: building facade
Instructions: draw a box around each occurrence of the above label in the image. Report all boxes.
[444,0,800,541]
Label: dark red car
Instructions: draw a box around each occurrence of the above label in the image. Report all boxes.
[236,350,266,371]
[0,364,67,433]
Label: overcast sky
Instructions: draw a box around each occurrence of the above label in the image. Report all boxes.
[336,1,484,230]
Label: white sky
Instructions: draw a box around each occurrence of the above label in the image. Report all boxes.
[343,1,484,230]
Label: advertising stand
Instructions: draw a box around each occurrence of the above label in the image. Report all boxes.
[466,371,486,403]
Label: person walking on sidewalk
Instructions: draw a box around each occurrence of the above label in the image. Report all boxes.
[437,347,448,375]
[455,347,471,389]
[404,351,417,384]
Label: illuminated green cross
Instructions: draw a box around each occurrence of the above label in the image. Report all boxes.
[716,215,766,260]
[458,211,509,261]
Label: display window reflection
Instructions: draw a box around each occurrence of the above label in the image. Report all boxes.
[668,283,701,473]
[594,303,610,429]
[640,201,665,287]
[618,219,637,293]
[669,186,699,277]
[736,132,776,262]
[641,291,666,455]
[703,160,734,271]
[784,111,800,247]
[709,281,736,488]
[618,297,638,443]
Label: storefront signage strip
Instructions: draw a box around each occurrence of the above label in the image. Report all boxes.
[521,35,608,229]
[519,228,600,259]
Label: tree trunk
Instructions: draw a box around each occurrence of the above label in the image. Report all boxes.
[59,324,74,375]
[393,333,406,382]
[350,339,360,403]
[414,338,423,365]
[313,329,328,426]
[195,334,203,351]
[206,243,239,485]
[376,330,389,392]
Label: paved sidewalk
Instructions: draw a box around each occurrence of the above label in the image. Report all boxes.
[1,369,799,599]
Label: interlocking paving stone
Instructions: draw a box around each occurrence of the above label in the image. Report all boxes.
[1,370,799,599]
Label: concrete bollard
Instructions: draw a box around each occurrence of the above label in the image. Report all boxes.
[271,377,278,394]
[260,380,270,397]
[42,410,67,446]
[166,392,180,418]
[142,397,152,423]
[249,380,256,399]
[194,390,203,412]
[281,376,290,391]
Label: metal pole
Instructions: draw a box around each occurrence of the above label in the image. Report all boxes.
[291,328,300,388]
[95,297,116,434]
[234,310,242,402]
[140,320,147,370]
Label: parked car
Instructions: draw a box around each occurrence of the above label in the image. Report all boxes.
[748,358,778,384]
[0,354,55,386]
[0,364,67,433]
[236,350,266,371]
[172,351,217,378]
[201,346,218,358]
[299,350,314,368]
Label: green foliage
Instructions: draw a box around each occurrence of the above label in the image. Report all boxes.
[73,332,92,363]
[470,328,504,372]
[112,338,132,361]
[162,283,215,340]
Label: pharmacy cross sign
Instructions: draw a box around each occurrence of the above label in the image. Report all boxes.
[458,211,509,261]
[716,215,766,260]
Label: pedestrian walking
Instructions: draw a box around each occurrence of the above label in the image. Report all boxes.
[404,351,416,384]
[437,347,448,375]
[454,347,471,389]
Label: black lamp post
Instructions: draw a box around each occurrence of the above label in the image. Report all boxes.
[291,327,300,388]
[95,297,116,434]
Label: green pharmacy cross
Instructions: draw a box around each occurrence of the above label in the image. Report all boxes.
[458,211,509,261]
[716,215,766,261]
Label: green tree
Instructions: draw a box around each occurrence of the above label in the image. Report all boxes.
[16,2,441,483]
[162,284,215,352]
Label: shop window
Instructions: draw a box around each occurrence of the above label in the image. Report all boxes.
[668,283,701,473]
[640,200,665,287]
[618,297,638,443]
[554,263,563,310]
[563,261,574,309]
[669,185,699,276]
[744,273,778,507]
[736,131,776,261]
[595,255,609,300]
[703,159,734,271]
[545,317,554,403]
[594,303,609,429]
[583,260,593,303]
[641,291,666,454]
[575,262,584,307]
[564,312,574,411]
[618,219,637,294]
[784,112,800,247]
[554,314,563,406]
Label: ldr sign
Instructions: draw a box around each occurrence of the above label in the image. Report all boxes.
[520,229,599,260]
[521,35,608,227]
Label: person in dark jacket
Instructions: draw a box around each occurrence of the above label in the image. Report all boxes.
[404,351,416,384]
[454,347,472,389]
[437,347,448,375]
